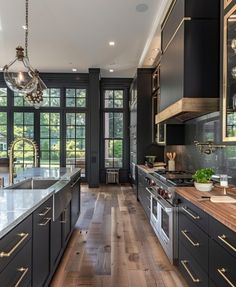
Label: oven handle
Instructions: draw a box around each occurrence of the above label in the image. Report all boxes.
[156,196,173,213]
[145,187,155,195]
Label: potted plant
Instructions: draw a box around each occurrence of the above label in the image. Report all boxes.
[192,168,215,192]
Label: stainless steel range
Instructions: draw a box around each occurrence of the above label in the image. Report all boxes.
[146,170,193,264]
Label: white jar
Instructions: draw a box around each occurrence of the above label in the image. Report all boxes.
[168,160,175,171]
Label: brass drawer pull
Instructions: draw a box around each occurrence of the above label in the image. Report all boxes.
[181,260,200,283]
[182,206,200,220]
[15,267,29,287]
[217,268,235,287]
[218,235,236,253]
[39,218,51,226]
[38,207,51,216]
[181,230,200,247]
[0,233,29,258]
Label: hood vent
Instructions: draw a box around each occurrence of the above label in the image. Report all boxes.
[155,98,219,124]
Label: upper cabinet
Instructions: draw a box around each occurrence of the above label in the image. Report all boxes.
[156,0,221,124]
[222,2,236,142]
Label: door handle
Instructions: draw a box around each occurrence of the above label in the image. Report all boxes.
[217,268,235,287]
[181,230,199,247]
[218,235,236,253]
[182,206,200,220]
[0,233,29,258]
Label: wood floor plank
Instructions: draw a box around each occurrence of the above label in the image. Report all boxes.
[50,184,188,287]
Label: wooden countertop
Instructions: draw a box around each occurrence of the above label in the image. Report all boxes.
[176,186,236,232]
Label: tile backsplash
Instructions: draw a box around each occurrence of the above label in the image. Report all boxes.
[166,112,236,185]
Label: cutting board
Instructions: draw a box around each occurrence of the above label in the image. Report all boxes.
[210,196,236,203]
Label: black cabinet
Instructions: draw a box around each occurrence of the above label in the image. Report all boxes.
[71,175,81,228]
[0,215,32,273]
[179,242,208,287]
[209,239,236,287]
[51,214,63,268]
[33,197,53,287]
[177,195,209,286]
[0,240,32,287]
[137,167,151,219]
[156,124,185,145]
[178,194,236,287]
[160,0,220,113]
[129,69,164,189]
[62,203,72,245]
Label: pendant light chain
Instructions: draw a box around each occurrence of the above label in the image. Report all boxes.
[25,0,29,57]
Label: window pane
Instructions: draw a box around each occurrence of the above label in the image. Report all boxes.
[0,88,7,106]
[114,113,123,138]
[66,88,87,107]
[42,89,60,107]
[76,113,86,125]
[114,99,123,108]
[66,112,86,176]
[76,126,85,138]
[40,112,60,168]
[105,99,113,108]
[0,112,7,157]
[105,90,113,100]
[114,90,123,99]
[76,98,86,107]
[104,113,113,138]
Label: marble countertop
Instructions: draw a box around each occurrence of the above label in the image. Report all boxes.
[0,167,80,239]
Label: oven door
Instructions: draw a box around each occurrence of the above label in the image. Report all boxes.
[156,196,174,263]
[150,195,159,235]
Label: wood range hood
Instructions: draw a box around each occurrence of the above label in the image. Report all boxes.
[155,98,220,124]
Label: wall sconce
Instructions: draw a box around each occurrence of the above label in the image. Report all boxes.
[194,141,226,155]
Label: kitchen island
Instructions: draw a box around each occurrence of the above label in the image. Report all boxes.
[0,167,81,287]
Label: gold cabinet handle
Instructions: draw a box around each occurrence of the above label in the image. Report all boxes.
[181,230,200,247]
[181,260,200,283]
[218,235,236,253]
[217,268,235,287]
[38,217,51,226]
[15,267,29,287]
[38,207,51,216]
[0,233,29,258]
[182,206,200,220]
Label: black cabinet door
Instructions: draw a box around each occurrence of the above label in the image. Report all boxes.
[62,203,72,245]
[33,197,53,287]
[160,23,184,111]
[71,181,81,228]
[209,239,236,287]
[51,214,63,268]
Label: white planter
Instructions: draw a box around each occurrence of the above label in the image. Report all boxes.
[194,182,213,192]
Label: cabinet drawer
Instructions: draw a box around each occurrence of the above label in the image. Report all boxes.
[178,196,208,232]
[179,243,208,287]
[209,216,236,259]
[34,197,53,225]
[179,212,208,272]
[209,239,236,287]
[0,215,32,273]
[0,239,31,287]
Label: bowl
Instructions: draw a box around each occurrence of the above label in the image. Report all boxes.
[194,182,213,192]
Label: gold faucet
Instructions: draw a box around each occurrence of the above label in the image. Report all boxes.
[8,138,39,185]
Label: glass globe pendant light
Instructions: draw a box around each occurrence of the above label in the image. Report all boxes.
[24,70,46,109]
[3,0,38,93]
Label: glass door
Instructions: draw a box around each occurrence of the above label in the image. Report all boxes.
[223,4,236,142]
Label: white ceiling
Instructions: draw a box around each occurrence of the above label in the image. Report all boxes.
[0,0,170,77]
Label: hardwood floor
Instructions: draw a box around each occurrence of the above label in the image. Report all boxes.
[50,184,188,287]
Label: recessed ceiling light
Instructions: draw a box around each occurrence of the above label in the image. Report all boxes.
[149,57,154,61]
[109,41,115,46]
[72,68,77,72]
[0,67,3,71]
[153,48,159,52]
[22,25,27,30]
[109,69,114,73]
[136,3,148,13]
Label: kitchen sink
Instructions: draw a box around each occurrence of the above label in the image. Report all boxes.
[7,179,58,189]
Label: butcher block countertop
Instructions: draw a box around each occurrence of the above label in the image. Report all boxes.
[176,186,236,232]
